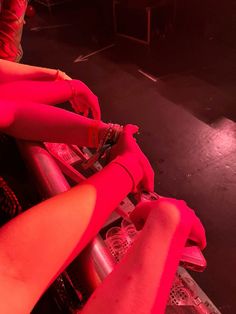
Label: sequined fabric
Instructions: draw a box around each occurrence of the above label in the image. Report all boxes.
[0,0,28,61]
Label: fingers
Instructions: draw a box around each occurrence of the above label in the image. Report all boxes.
[80,84,101,120]
[131,196,207,250]
[70,96,100,119]
[71,80,101,120]
[168,198,207,250]
[123,124,139,135]
[189,216,207,250]
[120,124,139,151]
[110,123,154,193]
[130,201,155,229]
[90,95,101,120]
[172,199,206,250]
[82,94,100,120]
[140,157,154,192]
[83,108,89,117]
[69,99,77,112]
[75,100,89,117]
[142,173,154,192]
[122,124,154,192]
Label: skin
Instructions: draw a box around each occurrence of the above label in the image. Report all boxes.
[0,59,100,119]
[0,59,59,83]
[0,99,106,147]
[0,125,152,314]
[0,61,102,146]
[0,60,206,314]
[82,198,206,314]
[0,119,205,314]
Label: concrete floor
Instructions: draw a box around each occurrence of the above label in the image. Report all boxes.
[23,2,236,313]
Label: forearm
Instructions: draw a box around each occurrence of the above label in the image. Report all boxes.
[127,205,191,314]
[2,100,106,146]
[0,160,134,312]
[0,80,72,105]
[0,59,58,83]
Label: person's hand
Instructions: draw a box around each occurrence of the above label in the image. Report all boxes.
[55,73,101,120]
[69,80,100,120]
[130,198,206,250]
[109,124,154,192]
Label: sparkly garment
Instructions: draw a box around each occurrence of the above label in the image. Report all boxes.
[0,0,28,61]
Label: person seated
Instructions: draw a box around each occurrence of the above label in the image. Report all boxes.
[0,120,205,314]
[0,59,206,314]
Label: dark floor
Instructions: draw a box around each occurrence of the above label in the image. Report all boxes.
[22,1,236,313]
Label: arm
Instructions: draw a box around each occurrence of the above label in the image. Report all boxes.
[0,161,134,314]
[0,80,73,106]
[82,199,206,314]
[0,59,62,83]
[0,99,106,147]
[0,126,154,313]
[0,79,101,119]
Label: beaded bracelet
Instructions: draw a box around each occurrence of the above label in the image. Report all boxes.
[97,123,114,151]
[82,123,123,169]
[97,123,123,151]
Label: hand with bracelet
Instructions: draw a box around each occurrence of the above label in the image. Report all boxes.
[109,124,154,193]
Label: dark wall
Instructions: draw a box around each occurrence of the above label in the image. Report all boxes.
[176,0,236,47]
[210,0,236,47]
